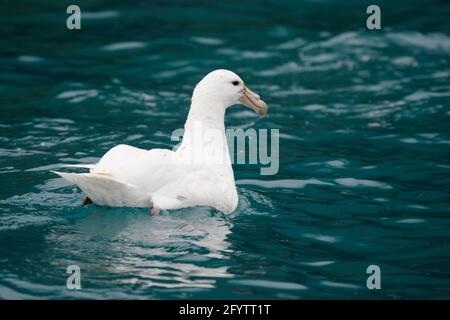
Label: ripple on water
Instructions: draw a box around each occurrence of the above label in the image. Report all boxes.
[387,32,450,53]
[56,90,99,104]
[335,178,392,189]
[17,55,45,63]
[191,37,224,46]
[320,281,360,290]
[395,219,426,224]
[301,261,335,267]
[228,279,307,291]
[82,11,120,20]
[303,233,341,244]
[237,178,333,189]
[101,42,147,51]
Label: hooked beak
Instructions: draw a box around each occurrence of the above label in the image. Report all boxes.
[239,86,268,116]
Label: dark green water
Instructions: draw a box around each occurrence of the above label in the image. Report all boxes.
[1,0,450,299]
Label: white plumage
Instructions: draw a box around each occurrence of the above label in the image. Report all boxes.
[53,69,268,214]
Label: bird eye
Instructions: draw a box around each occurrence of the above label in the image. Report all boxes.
[232,80,240,86]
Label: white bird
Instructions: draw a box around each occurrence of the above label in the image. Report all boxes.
[52,69,268,214]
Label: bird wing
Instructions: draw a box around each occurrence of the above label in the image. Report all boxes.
[92,144,183,193]
[54,144,189,208]
[51,170,151,207]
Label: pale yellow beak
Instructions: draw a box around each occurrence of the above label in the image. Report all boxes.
[239,86,268,116]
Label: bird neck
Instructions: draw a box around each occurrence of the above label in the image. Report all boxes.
[177,100,232,167]
[185,95,227,128]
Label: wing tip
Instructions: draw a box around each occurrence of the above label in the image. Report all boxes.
[50,170,63,177]
[59,164,96,169]
[51,170,78,184]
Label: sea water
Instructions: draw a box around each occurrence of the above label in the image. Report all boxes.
[0,0,449,299]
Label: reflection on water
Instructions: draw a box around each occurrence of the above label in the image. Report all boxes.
[1,188,234,295]
[1,0,450,299]
[62,208,233,290]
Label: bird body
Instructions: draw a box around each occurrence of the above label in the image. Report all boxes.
[53,69,267,214]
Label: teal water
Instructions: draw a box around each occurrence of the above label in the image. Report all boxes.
[1,0,450,299]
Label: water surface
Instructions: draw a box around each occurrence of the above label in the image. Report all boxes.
[0,0,450,299]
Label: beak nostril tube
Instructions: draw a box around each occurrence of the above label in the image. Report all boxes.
[239,86,268,116]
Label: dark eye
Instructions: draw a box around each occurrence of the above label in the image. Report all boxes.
[232,80,240,86]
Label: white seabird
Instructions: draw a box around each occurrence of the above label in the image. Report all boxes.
[52,69,268,214]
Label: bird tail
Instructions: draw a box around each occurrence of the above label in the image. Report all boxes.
[51,171,151,207]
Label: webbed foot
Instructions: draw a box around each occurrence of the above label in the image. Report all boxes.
[83,196,93,205]
[150,207,160,216]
